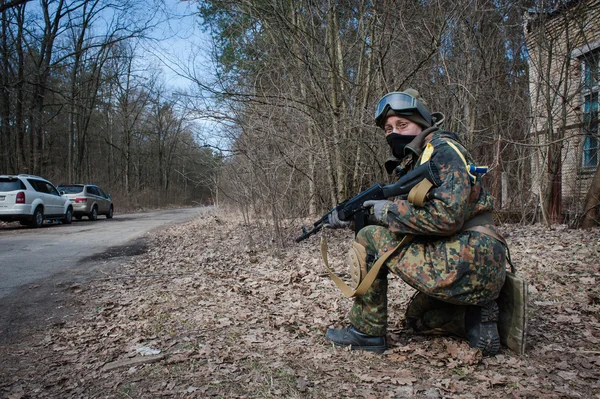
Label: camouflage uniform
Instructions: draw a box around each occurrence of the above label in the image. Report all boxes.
[348,129,506,337]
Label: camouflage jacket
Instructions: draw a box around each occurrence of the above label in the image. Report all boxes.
[382,129,494,236]
[372,129,505,305]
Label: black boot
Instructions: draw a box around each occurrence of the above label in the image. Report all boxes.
[466,301,500,356]
[325,325,387,354]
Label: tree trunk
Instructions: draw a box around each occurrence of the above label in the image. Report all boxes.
[29,0,65,175]
[15,4,25,170]
[352,3,374,193]
[68,49,79,182]
[0,2,10,173]
[580,165,600,228]
[327,1,345,202]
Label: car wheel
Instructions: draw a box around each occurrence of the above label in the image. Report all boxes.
[62,207,73,224]
[107,205,113,219]
[89,206,98,221]
[31,206,44,228]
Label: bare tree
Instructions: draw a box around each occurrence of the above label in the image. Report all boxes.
[526,0,600,226]
[192,0,533,241]
[0,0,217,210]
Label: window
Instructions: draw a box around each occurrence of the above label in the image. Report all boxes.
[583,134,598,168]
[582,50,599,169]
[28,179,47,193]
[29,179,59,195]
[0,178,26,191]
[583,92,598,169]
[583,50,600,90]
[59,184,84,194]
[47,184,60,196]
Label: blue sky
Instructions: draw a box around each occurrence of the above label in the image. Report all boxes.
[144,0,231,150]
[145,0,213,92]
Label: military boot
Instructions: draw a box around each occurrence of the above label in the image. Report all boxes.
[466,301,500,356]
[325,326,387,354]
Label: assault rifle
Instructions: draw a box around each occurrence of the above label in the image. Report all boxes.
[295,161,440,242]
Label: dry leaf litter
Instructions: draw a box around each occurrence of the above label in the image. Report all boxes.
[1,211,600,398]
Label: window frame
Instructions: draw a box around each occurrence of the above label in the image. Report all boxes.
[581,48,600,171]
[28,179,46,193]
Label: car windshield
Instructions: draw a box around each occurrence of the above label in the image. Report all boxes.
[59,184,84,194]
[0,178,25,191]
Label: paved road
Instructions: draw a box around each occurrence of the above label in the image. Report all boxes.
[0,207,209,298]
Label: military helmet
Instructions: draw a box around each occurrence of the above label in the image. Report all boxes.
[374,89,432,129]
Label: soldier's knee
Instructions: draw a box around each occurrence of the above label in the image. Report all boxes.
[356,225,389,249]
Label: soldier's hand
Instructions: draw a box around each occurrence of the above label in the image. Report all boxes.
[363,200,393,225]
[325,209,351,229]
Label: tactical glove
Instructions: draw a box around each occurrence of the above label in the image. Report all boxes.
[325,208,351,229]
[363,200,393,225]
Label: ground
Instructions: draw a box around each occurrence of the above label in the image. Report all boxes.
[1,211,599,398]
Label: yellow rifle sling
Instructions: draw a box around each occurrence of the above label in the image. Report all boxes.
[407,178,433,207]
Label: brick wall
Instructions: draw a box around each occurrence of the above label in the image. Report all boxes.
[525,0,600,217]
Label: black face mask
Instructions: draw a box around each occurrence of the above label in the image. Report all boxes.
[386,133,416,159]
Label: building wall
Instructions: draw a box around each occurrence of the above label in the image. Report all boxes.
[525,0,600,217]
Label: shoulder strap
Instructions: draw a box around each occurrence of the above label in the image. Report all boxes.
[407,178,433,207]
[445,140,478,183]
[320,235,413,297]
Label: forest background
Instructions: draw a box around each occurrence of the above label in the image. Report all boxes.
[1,0,598,242]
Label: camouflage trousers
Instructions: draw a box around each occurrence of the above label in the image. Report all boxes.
[348,225,506,336]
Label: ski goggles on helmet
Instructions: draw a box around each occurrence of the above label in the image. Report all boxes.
[374,91,432,128]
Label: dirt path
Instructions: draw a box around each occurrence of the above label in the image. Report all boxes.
[0,207,208,297]
[1,211,599,398]
[0,238,148,347]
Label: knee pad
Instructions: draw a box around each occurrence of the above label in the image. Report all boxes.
[347,241,368,289]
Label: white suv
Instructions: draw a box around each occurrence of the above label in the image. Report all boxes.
[0,174,73,227]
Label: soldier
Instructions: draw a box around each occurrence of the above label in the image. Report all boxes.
[325,89,507,356]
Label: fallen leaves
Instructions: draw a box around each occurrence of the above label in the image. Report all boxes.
[1,214,600,398]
